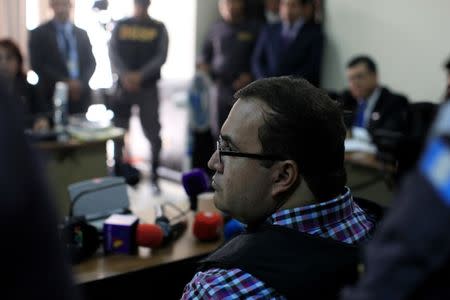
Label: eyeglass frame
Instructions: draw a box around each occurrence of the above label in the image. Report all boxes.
[216,138,284,164]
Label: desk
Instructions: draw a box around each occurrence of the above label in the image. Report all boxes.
[74,192,222,299]
[35,130,123,216]
[345,152,395,207]
[74,212,222,284]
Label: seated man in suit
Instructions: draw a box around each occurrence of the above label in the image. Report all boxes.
[182,77,378,299]
[251,0,324,86]
[341,55,410,136]
[29,0,96,115]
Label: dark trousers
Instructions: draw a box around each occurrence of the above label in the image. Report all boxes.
[111,85,162,180]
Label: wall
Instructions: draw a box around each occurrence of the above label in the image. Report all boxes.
[0,0,27,63]
[321,0,450,103]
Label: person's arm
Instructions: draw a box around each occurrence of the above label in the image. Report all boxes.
[28,28,66,83]
[251,26,269,80]
[27,82,51,130]
[139,24,169,81]
[391,96,411,134]
[78,29,96,87]
[108,22,129,75]
[196,26,214,74]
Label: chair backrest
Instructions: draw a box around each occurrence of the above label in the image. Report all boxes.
[408,101,438,139]
[67,176,129,220]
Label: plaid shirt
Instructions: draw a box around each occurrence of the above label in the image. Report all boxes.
[181,187,375,299]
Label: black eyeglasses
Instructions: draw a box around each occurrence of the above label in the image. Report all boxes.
[216,138,283,164]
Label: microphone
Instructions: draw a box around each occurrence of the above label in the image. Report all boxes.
[59,216,100,264]
[223,219,246,241]
[193,211,223,241]
[136,223,164,248]
[136,210,187,248]
[182,168,210,210]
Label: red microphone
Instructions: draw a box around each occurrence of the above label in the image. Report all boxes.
[136,216,187,248]
[193,211,223,241]
[136,223,164,248]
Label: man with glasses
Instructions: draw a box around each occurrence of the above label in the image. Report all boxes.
[341,55,410,136]
[181,76,378,299]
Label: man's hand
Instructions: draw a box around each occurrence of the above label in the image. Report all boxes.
[67,79,82,101]
[196,63,210,74]
[121,71,142,93]
[233,73,252,91]
[33,117,50,132]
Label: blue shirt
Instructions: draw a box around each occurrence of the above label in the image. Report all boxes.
[53,20,79,79]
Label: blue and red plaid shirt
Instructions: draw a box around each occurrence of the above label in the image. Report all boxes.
[181,187,375,299]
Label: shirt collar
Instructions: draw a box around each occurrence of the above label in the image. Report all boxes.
[268,187,355,232]
[364,86,381,107]
[282,18,304,37]
[53,20,73,33]
[362,86,382,126]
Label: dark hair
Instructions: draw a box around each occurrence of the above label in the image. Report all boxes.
[283,0,313,5]
[234,76,347,201]
[134,0,150,7]
[444,57,450,71]
[0,39,25,79]
[347,55,377,74]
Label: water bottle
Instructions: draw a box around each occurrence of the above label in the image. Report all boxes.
[53,81,69,140]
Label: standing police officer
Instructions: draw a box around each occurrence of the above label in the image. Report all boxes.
[109,0,168,193]
[198,0,261,135]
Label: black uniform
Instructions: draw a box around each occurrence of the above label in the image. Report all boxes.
[199,19,261,134]
[109,16,168,181]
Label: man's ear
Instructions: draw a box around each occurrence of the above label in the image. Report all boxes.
[271,160,299,198]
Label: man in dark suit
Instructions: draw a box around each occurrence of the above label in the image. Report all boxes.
[341,55,410,136]
[251,0,324,86]
[29,0,96,115]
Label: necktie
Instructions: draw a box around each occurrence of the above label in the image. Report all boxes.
[283,25,293,45]
[354,100,367,128]
[60,27,71,61]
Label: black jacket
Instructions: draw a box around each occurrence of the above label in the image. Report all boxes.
[340,87,410,136]
[251,20,324,87]
[199,198,384,299]
[109,16,168,88]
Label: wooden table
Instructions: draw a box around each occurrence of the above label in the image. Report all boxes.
[74,212,222,284]
[73,194,222,299]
